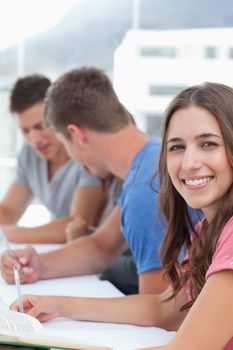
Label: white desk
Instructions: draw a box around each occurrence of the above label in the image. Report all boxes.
[0,243,175,350]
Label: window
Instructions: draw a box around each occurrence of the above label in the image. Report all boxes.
[204,46,217,58]
[0,90,18,198]
[145,113,163,137]
[140,46,176,58]
[228,47,233,59]
[149,85,187,96]
[0,90,17,157]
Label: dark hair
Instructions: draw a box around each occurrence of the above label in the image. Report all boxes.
[158,82,233,309]
[44,66,132,138]
[10,74,51,113]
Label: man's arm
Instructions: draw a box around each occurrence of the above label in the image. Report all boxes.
[0,182,33,224]
[2,217,71,243]
[1,206,127,283]
[69,185,107,226]
[2,185,107,244]
[39,206,126,279]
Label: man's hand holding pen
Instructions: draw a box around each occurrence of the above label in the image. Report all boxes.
[1,246,41,284]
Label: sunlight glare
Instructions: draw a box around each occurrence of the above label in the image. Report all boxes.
[0,0,82,49]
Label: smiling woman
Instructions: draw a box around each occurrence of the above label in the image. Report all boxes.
[166,105,232,221]
[141,82,233,350]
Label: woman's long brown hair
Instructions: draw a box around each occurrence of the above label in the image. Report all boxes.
[158,82,233,309]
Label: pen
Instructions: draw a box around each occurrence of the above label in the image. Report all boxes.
[0,230,24,313]
[13,265,24,313]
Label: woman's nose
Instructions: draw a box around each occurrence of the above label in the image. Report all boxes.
[181,147,202,171]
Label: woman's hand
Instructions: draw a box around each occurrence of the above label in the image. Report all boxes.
[10,294,60,322]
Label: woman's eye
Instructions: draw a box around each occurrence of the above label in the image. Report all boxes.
[202,141,218,148]
[168,144,184,152]
[35,123,45,131]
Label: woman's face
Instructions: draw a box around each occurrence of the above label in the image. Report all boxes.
[166,105,233,222]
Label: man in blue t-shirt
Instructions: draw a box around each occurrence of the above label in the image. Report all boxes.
[1,68,170,297]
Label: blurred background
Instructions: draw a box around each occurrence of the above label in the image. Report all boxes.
[0,0,233,222]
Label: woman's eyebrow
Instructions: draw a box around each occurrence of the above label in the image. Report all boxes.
[167,133,221,144]
[167,137,182,144]
[195,133,221,139]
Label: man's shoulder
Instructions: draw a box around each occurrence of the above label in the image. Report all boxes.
[141,138,161,156]
[128,138,160,182]
[133,138,160,167]
[17,143,42,165]
[62,158,82,172]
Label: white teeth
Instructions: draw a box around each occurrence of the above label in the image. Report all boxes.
[184,177,212,186]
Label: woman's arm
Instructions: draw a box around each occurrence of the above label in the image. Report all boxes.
[140,270,233,350]
[10,286,187,328]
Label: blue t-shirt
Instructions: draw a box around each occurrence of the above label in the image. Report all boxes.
[16,144,102,218]
[118,138,166,274]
